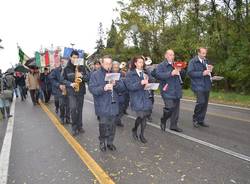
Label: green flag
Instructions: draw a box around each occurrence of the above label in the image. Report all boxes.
[18,47,29,64]
[35,51,41,67]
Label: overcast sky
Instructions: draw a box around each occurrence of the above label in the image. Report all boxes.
[0,0,120,71]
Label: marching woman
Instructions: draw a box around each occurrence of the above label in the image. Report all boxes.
[125,56,153,144]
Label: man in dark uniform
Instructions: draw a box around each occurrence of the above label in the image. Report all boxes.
[112,61,125,127]
[63,50,89,136]
[49,59,70,124]
[187,47,213,128]
[40,67,52,103]
[145,57,155,122]
[89,55,125,151]
[123,60,131,115]
[93,59,101,71]
[155,50,185,132]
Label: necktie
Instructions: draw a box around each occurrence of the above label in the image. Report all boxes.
[139,72,144,79]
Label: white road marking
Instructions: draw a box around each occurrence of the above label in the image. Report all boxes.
[151,101,250,123]
[154,95,250,111]
[85,99,250,162]
[0,97,16,184]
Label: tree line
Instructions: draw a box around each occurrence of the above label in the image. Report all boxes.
[95,0,250,94]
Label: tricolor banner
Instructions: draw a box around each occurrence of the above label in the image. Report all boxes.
[44,50,50,67]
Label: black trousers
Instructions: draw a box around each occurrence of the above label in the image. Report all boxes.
[54,96,60,111]
[99,116,116,145]
[18,85,26,100]
[29,89,38,105]
[69,95,84,131]
[43,89,51,103]
[59,95,70,122]
[193,91,210,123]
[115,102,125,124]
[123,93,130,112]
[162,99,180,129]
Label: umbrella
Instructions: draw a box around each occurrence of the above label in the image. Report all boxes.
[14,64,30,73]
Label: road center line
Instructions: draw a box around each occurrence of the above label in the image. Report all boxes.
[39,102,115,184]
[85,99,250,162]
[0,97,16,184]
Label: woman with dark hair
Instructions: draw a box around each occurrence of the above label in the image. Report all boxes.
[125,56,153,143]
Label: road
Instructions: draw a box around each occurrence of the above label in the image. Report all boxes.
[0,92,249,184]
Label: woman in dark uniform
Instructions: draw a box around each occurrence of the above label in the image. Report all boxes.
[125,56,153,143]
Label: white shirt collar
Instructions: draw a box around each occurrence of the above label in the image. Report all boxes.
[136,69,143,77]
[198,56,203,63]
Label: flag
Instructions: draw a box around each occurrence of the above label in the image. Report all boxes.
[78,49,84,59]
[63,47,84,59]
[18,47,29,64]
[63,47,73,58]
[49,50,55,69]
[44,50,50,66]
[35,52,41,67]
[40,53,46,67]
[54,49,60,68]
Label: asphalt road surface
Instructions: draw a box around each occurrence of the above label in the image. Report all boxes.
[0,92,249,184]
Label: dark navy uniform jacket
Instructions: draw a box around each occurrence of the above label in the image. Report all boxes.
[155,60,185,100]
[125,69,153,112]
[88,67,126,117]
[187,56,212,92]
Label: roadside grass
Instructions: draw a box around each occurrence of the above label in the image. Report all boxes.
[156,88,250,108]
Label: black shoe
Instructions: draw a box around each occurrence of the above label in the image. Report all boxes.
[147,116,153,122]
[123,111,128,115]
[65,120,71,124]
[7,115,12,118]
[116,122,124,127]
[72,129,78,137]
[97,116,100,121]
[170,127,183,132]
[132,128,138,140]
[55,109,58,114]
[100,142,106,152]
[139,134,147,144]
[160,118,166,131]
[78,127,85,133]
[198,122,209,127]
[107,144,116,151]
[193,120,199,128]
[60,118,65,125]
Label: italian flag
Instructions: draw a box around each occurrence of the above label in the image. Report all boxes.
[35,51,41,67]
[44,50,50,66]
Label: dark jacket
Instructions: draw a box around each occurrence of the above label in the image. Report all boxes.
[15,75,26,87]
[40,73,52,92]
[114,71,128,104]
[62,60,89,96]
[49,67,64,97]
[88,67,125,117]
[155,60,185,100]
[125,69,153,112]
[187,56,212,92]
